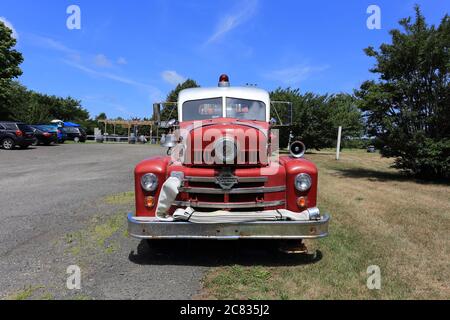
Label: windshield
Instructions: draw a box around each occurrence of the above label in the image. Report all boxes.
[182,97,268,121]
[182,98,223,121]
[226,98,266,121]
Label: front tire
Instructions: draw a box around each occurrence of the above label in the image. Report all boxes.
[2,138,15,150]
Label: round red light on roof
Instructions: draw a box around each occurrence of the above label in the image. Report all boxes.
[219,74,229,82]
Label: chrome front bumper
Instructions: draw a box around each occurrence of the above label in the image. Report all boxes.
[127,213,330,240]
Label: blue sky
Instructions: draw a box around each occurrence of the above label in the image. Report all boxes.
[0,0,448,119]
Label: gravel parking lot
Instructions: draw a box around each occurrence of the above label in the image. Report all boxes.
[0,143,207,300]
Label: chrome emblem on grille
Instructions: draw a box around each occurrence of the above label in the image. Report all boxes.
[215,170,238,190]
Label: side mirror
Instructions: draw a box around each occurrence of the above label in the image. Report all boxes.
[270,118,277,126]
[167,119,178,128]
[270,101,293,127]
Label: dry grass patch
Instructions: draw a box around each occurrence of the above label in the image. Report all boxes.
[201,149,449,299]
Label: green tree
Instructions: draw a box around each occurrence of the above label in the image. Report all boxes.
[356,6,450,178]
[159,79,200,121]
[328,93,364,146]
[0,21,24,120]
[95,112,107,120]
[270,88,362,150]
[0,21,23,81]
[4,84,90,124]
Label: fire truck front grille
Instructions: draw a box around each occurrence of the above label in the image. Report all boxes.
[175,176,286,211]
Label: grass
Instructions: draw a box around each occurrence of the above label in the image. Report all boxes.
[3,286,44,300]
[104,191,134,205]
[65,212,126,256]
[201,149,450,299]
[39,293,55,300]
[64,193,131,257]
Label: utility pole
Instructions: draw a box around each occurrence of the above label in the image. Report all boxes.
[336,126,342,160]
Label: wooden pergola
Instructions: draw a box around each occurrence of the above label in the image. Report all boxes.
[97,120,155,138]
[96,102,177,141]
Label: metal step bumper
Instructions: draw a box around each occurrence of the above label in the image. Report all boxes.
[127,213,330,240]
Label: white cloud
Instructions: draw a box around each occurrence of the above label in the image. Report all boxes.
[161,70,186,85]
[117,57,128,65]
[25,34,163,102]
[265,64,329,85]
[63,59,162,99]
[94,54,113,68]
[206,0,258,44]
[27,35,128,69]
[27,34,76,54]
[0,17,18,39]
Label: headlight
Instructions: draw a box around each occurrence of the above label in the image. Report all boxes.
[295,173,312,191]
[141,173,158,192]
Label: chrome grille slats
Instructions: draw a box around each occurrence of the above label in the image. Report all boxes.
[184,176,268,183]
[178,175,285,211]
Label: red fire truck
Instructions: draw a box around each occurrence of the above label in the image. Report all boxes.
[128,75,329,251]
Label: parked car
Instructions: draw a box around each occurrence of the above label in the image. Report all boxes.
[0,121,35,150]
[30,125,58,146]
[64,126,87,142]
[367,145,376,153]
[34,124,66,143]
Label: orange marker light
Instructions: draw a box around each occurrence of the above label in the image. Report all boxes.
[144,196,155,208]
[297,197,307,209]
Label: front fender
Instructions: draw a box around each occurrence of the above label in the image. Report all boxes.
[279,156,318,211]
[135,156,171,217]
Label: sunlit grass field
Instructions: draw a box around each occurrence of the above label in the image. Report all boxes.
[201,149,450,299]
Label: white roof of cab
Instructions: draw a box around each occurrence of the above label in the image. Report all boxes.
[178,86,270,106]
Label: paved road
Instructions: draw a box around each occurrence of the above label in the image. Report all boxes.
[0,143,206,299]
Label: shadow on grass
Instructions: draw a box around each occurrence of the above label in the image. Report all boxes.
[128,239,322,267]
[334,167,450,186]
